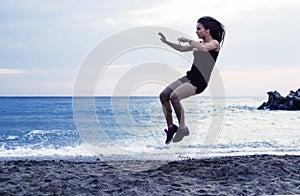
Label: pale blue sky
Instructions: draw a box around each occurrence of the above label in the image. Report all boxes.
[1,0,300,96]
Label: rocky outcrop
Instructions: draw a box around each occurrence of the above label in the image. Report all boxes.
[258,89,300,110]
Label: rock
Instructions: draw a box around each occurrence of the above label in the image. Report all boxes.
[258,88,300,110]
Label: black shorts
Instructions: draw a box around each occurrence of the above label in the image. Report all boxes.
[179,75,207,94]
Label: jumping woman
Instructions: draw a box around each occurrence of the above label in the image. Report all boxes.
[158,16,225,144]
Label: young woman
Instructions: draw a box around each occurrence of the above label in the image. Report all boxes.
[158,16,225,144]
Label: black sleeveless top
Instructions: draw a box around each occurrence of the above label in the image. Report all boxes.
[186,50,219,94]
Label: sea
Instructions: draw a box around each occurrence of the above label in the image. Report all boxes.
[1,96,300,162]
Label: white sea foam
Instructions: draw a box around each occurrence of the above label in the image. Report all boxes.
[7,135,18,140]
[0,144,93,160]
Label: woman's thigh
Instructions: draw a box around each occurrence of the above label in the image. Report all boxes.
[171,82,197,100]
[160,77,186,97]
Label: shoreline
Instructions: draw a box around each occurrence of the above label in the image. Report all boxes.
[1,154,299,195]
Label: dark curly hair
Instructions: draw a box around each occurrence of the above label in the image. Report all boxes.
[197,16,226,46]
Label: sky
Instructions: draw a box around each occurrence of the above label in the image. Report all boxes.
[1,0,300,96]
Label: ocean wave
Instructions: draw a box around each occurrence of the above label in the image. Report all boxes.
[226,105,257,111]
[0,144,94,161]
[1,129,81,150]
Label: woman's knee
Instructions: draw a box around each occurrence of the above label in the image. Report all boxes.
[169,92,180,104]
[159,91,170,102]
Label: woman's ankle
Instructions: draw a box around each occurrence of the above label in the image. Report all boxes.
[179,126,186,130]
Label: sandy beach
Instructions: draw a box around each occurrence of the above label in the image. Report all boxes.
[0,154,299,195]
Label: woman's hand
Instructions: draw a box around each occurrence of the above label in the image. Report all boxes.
[177,37,189,43]
[158,32,167,43]
[158,33,193,52]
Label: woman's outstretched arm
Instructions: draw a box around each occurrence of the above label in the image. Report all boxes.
[158,32,193,52]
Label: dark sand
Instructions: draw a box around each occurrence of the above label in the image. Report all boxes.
[1,154,299,195]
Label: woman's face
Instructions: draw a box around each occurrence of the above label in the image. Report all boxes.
[196,23,209,39]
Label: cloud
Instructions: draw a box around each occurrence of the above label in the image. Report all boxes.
[129,0,300,26]
[0,68,23,74]
[1,0,300,96]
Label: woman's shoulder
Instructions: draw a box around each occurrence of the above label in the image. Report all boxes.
[209,39,220,51]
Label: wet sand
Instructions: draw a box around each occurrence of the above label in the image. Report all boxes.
[0,154,299,195]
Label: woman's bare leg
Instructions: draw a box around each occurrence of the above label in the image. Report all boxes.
[159,80,183,129]
[159,88,173,129]
[169,82,196,129]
